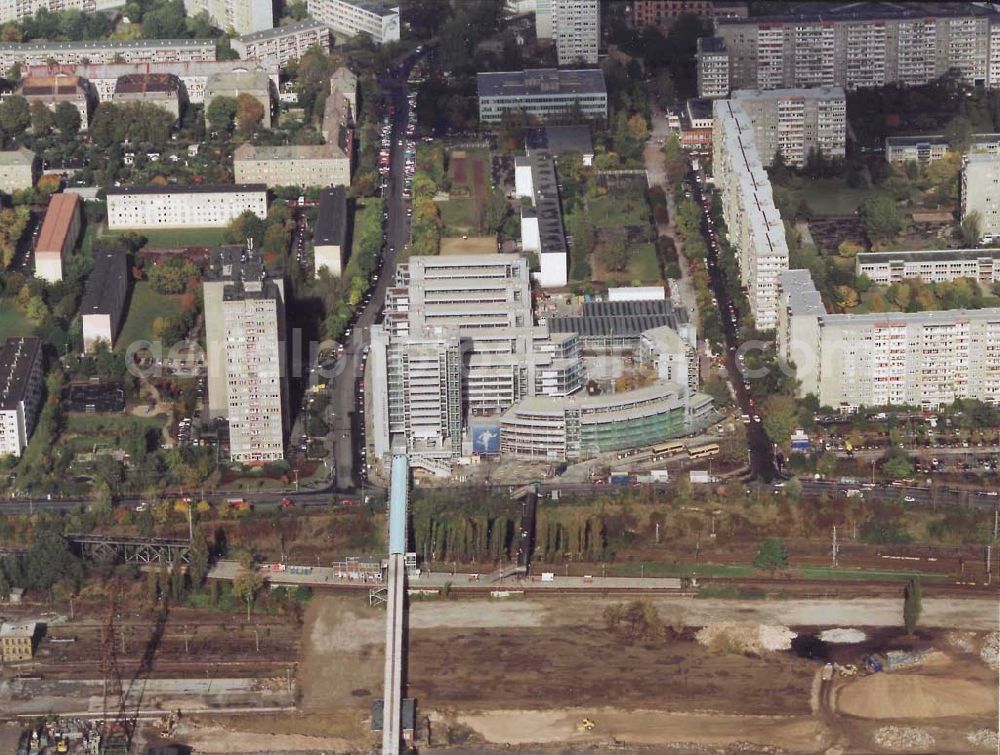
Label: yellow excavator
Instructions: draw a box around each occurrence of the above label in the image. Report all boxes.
[575,718,596,732]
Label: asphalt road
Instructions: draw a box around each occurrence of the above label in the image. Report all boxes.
[687,172,777,481]
[327,62,418,491]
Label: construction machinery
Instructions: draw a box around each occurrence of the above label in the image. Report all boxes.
[575,718,596,733]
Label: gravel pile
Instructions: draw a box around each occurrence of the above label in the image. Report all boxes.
[967,729,999,750]
[819,628,866,643]
[874,726,934,751]
[980,631,999,670]
[944,630,976,652]
[696,623,796,654]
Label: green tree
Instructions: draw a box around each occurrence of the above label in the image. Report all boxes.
[225,210,266,246]
[148,256,197,294]
[945,115,974,154]
[480,188,509,233]
[837,240,863,258]
[232,570,265,620]
[52,101,81,134]
[24,531,84,596]
[662,131,685,183]
[235,92,265,134]
[753,538,788,572]
[882,452,914,480]
[0,94,30,135]
[29,100,54,135]
[960,211,983,247]
[903,575,921,634]
[760,394,800,446]
[141,0,187,38]
[860,193,904,243]
[599,238,629,272]
[206,95,237,132]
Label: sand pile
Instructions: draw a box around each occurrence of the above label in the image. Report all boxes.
[944,630,976,652]
[874,726,934,751]
[967,729,999,751]
[837,674,997,719]
[980,631,998,670]
[819,628,866,643]
[695,623,795,654]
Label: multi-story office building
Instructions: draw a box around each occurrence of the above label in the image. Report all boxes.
[371,254,586,459]
[313,186,347,277]
[535,0,552,39]
[183,0,272,35]
[632,0,746,32]
[0,0,123,25]
[112,73,184,121]
[552,0,599,66]
[0,337,43,459]
[856,248,1000,285]
[515,152,568,287]
[886,133,1000,164]
[306,0,400,44]
[0,148,35,195]
[231,19,331,67]
[106,184,267,230]
[477,68,607,124]
[80,249,128,352]
[713,98,789,331]
[204,70,273,129]
[696,36,730,99]
[233,143,350,188]
[19,76,92,130]
[35,193,81,284]
[25,62,277,105]
[203,246,288,462]
[0,39,216,70]
[706,2,1000,93]
[730,87,847,166]
[962,152,1000,239]
[777,268,1000,410]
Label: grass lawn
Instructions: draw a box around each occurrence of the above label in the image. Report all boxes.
[587,192,650,228]
[64,413,162,435]
[627,243,660,282]
[105,227,228,248]
[787,178,879,216]
[437,197,479,232]
[0,298,33,337]
[607,562,754,578]
[796,567,948,582]
[117,281,183,350]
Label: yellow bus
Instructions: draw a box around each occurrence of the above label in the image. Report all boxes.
[652,441,685,458]
[687,442,720,459]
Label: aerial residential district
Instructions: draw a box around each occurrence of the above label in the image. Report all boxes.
[0,0,998,753]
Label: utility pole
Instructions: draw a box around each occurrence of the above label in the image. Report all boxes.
[993,508,998,541]
[655,522,660,544]
[187,504,193,542]
[832,526,838,567]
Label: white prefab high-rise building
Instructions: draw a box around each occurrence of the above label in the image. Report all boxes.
[183,0,272,35]
[535,0,553,39]
[730,87,847,166]
[777,269,1000,410]
[962,152,1000,240]
[203,246,288,463]
[712,98,789,331]
[552,0,599,65]
[0,337,43,459]
[307,0,400,44]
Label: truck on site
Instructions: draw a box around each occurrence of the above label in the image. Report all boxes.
[609,472,630,486]
[690,470,710,484]
[227,498,252,511]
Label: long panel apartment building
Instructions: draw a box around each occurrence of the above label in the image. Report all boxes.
[203,246,288,462]
[0,337,43,459]
[730,87,846,166]
[777,269,1000,411]
[477,68,608,124]
[106,184,267,230]
[306,0,400,44]
[856,248,1000,285]
[80,249,129,353]
[699,2,1000,96]
[886,133,1000,164]
[0,39,216,70]
[0,0,123,25]
[713,98,789,331]
[231,19,331,67]
[962,152,1000,239]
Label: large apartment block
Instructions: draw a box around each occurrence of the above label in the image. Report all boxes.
[856,248,1000,286]
[306,0,400,45]
[183,0,272,35]
[24,62,278,105]
[696,36,730,99]
[777,269,1000,410]
[712,98,789,331]
[233,143,350,188]
[0,337,43,459]
[231,19,330,67]
[631,0,747,33]
[704,2,1000,95]
[203,246,287,462]
[106,184,267,230]
[0,148,36,195]
[962,152,1000,239]
[0,0,123,25]
[80,250,129,353]
[35,193,81,284]
[0,39,216,70]
[477,68,608,124]
[730,87,846,166]
[886,133,1000,164]
[552,0,599,66]
[515,152,568,287]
